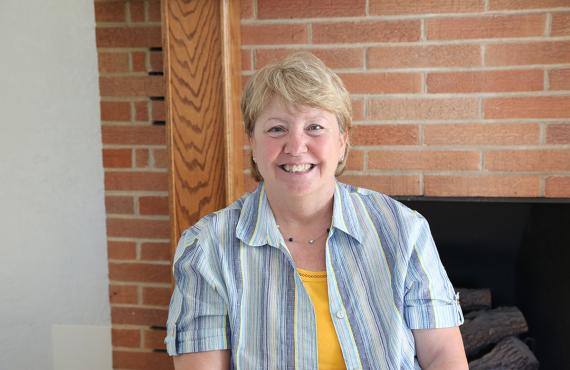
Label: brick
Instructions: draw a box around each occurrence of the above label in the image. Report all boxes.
[345,150,364,170]
[143,327,167,349]
[427,14,545,40]
[113,351,173,370]
[109,284,138,304]
[552,12,570,36]
[134,101,149,121]
[105,172,168,191]
[241,49,252,71]
[425,176,540,197]
[339,73,421,94]
[95,1,126,22]
[106,217,170,238]
[148,0,161,22]
[112,328,141,348]
[258,0,365,19]
[241,0,254,18]
[149,50,163,72]
[427,70,543,93]
[135,148,149,168]
[99,76,164,97]
[351,125,418,145]
[139,196,169,215]
[100,101,131,121]
[111,307,168,326]
[489,0,570,10]
[546,124,570,144]
[339,175,421,196]
[101,125,165,145]
[550,69,570,91]
[109,262,170,283]
[485,150,570,171]
[131,51,147,72]
[352,99,364,121]
[256,48,364,70]
[98,52,129,73]
[241,24,307,45]
[368,45,481,69]
[142,287,172,306]
[486,41,570,66]
[545,177,570,197]
[141,242,171,261]
[312,20,420,44]
[484,96,570,119]
[105,195,135,214]
[368,150,480,171]
[242,75,251,92]
[424,123,540,145]
[151,100,165,121]
[103,148,132,168]
[96,26,162,48]
[108,241,137,260]
[370,0,483,15]
[369,98,480,121]
[153,148,169,168]
[129,0,145,22]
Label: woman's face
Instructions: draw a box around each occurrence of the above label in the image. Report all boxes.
[250,95,347,198]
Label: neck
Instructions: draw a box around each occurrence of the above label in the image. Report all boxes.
[265,183,335,230]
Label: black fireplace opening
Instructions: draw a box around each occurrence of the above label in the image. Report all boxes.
[398,197,570,370]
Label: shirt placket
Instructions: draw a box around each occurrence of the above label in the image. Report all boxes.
[325,235,363,370]
[274,239,319,370]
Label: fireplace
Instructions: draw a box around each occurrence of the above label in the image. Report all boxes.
[399,197,570,369]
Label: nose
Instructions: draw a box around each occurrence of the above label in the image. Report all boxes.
[284,128,308,155]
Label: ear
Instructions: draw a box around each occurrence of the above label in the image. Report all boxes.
[249,134,256,154]
[339,131,348,157]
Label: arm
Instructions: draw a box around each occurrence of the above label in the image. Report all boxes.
[173,350,231,370]
[412,327,468,370]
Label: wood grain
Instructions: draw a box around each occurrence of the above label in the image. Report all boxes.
[163,0,243,250]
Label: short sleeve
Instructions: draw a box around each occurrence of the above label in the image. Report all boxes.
[403,213,464,330]
[165,226,231,356]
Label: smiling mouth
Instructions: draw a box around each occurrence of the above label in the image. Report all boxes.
[279,163,316,173]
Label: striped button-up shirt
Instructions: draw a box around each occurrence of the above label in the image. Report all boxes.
[165,182,464,369]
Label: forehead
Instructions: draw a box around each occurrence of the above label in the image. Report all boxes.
[257,95,335,123]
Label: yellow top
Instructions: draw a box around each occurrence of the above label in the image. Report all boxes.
[298,268,346,370]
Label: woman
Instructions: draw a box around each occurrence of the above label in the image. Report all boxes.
[165,53,468,369]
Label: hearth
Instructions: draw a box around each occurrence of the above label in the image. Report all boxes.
[399,197,570,370]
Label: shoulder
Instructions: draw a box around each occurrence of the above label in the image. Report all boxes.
[173,191,253,262]
[338,181,424,225]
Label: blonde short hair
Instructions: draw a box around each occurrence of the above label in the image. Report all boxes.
[241,52,352,182]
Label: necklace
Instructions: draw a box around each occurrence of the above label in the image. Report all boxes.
[277,224,330,246]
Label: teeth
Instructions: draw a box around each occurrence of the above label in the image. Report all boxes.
[283,164,312,173]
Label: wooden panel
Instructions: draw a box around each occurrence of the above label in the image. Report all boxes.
[163,0,243,246]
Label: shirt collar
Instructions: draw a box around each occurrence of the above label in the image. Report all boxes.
[236,181,363,247]
[331,181,363,244]
[236,182,281,247]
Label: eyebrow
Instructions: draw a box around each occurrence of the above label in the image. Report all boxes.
[264,114,328,124]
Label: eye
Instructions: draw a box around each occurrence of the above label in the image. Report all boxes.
[306,124,324,135]
[266,125,286,137]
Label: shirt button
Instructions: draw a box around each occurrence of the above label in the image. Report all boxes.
[336,310,345,319]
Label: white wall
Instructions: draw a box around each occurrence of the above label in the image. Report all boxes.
[0,1,111,369]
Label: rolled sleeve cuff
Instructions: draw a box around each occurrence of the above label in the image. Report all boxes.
[405,300,464,330]
[165,332,230,356]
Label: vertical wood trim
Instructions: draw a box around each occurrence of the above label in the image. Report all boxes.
[162,0,243,253]
[221,0,244,204]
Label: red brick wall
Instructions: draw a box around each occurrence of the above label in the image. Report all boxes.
[241,0,570,198]
[95,0,173,368]
[95,1,570,369]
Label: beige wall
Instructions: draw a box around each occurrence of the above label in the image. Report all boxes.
[0,0,111,369]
